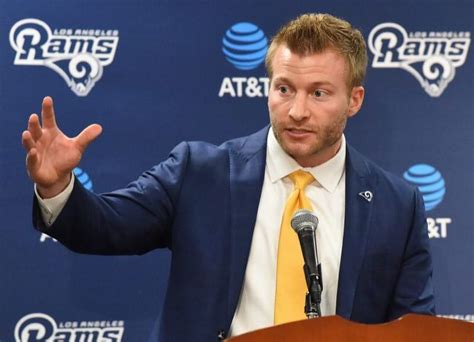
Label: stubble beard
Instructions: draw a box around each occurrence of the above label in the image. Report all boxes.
[271,113,347,166]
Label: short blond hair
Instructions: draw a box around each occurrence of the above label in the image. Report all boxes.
[265,13,368,89]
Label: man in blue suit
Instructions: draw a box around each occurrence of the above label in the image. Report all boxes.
[23,13,434,341]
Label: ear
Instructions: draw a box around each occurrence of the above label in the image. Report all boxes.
[347,86,365,118]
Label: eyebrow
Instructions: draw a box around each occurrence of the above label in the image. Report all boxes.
[272,76,335,88]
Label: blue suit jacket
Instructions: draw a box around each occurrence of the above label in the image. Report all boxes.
[34,127,435,341]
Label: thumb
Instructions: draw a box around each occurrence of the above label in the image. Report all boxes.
[75,124,103,152]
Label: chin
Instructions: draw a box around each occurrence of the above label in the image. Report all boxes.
[282,144,314,161]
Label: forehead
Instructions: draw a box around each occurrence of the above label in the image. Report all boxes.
[271,45,349,85]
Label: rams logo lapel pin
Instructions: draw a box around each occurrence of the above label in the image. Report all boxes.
[358,191,373,202]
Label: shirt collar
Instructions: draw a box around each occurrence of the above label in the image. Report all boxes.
[266,126,346,193]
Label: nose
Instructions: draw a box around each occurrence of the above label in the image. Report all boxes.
[288,93,310,121]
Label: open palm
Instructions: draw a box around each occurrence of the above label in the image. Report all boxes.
[22,97,102,197]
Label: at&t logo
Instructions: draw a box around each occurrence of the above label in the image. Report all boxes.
[368,23,470,97]
[403,164,451,238]
[222,22,268,70]
[219,22,269,98]
[9,18,119,97]
[73,167,93,191]
[15,313,124,342]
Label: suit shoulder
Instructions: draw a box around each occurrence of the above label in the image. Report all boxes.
[182,126,268,162]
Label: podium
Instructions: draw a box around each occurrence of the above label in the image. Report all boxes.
[227,315,474,341]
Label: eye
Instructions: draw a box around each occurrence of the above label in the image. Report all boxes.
[314,89,327,98]
[278,85,289,94]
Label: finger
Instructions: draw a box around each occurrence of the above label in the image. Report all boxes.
[75,124,102,152]
[41,96,57,129]
[28,114,43,141]
[26,147,39,173]
[22,130,36,152]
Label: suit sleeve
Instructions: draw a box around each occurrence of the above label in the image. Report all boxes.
[33,142,190,255]
[387,188,436,319]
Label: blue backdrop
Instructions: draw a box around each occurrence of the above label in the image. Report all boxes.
[1,0,472,340]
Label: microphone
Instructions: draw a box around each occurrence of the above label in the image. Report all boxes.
[291,209,323,318]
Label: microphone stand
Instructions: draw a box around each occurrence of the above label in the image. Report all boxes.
[291,209,323,320]
[303,263,322,319]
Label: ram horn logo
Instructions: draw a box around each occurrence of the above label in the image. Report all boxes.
[9,18,119,96]
[368,23,471,97]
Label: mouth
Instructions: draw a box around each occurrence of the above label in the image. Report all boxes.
[284,128,313,139]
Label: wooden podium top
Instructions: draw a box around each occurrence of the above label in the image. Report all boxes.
[227,314,474,341]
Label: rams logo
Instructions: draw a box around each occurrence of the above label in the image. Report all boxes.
[9,18,119,96]
[368,23,470,97]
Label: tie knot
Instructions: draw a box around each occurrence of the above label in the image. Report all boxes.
[289,170,315,190]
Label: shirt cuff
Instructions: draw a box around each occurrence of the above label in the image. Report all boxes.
[34,174,75,227]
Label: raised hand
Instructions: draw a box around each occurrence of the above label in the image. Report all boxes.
[22,96,102,198]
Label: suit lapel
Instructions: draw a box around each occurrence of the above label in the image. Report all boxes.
[225,127,268,329]
[336,145,376,319]
[222,133,375,324]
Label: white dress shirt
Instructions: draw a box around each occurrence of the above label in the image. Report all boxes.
[36,128,346,337]
[35,173,75,226]
[228,128,346,336]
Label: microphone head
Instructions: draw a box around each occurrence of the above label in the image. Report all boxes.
[291,209,319,233]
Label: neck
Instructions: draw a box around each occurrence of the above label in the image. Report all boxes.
[295,137,343,168]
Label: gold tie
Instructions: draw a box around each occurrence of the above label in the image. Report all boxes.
[274,170,315,324]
